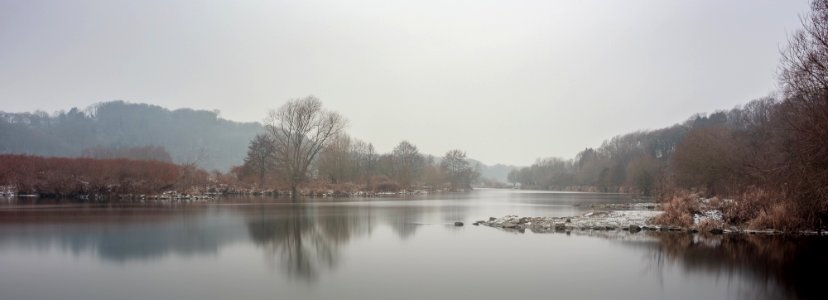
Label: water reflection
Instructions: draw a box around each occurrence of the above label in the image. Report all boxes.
[543,229,827,300]
[1,193,826,300]
[0,209,246,262]
[639,233,827,300]
[244,205,373,281]
[385,204,426,240]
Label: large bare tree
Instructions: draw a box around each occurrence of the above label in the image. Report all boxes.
[779,0,828,224]
[265,96,346,200]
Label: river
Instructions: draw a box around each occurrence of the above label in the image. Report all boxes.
[0,189,824,300]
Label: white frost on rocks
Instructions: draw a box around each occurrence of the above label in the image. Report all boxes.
[481,210,664,232]
[693,210,723,225]
[0,185,15,197]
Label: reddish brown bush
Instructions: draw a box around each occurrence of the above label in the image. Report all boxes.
[0,154,191,197]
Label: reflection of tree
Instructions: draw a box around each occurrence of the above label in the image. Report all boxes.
[244,205,372,282]
[633,233,827,300]
[0,210,247,263]
[386,205,424,240]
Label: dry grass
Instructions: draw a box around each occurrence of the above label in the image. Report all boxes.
[695,218,724,232]
[654,187,808,231]
[747,202,801,230]
[652,191,698,227]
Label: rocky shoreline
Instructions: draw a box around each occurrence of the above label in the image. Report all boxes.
[474,203,827,236]
[475,210,663,233]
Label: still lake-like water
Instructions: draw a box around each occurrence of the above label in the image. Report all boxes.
[0,189,825,300]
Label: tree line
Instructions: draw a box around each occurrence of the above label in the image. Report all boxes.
[236,96,480,200]
[506,98,772,195]
[510,0,828,229]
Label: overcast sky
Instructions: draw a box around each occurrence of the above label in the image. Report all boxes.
[0,0,811,165]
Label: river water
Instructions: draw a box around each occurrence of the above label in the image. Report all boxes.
[0,189,824,300]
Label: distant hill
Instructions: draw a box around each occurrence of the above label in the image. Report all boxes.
[0,101,262,171]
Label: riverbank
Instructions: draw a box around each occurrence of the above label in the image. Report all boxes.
[477,202,827,236]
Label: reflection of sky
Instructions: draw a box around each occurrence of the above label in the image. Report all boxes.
[0,190,820,300]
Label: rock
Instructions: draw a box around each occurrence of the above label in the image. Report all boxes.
[489,217,496,221]
[629,225,641,232]
[454,222,464,226]
[565,218,571,223]
[502,222,518,228]
[709,228,724,234]
[472,222,480,226]
[554,222,566,231]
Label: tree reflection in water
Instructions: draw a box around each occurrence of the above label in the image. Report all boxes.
[244,205,373,282]
[640,233,828,300]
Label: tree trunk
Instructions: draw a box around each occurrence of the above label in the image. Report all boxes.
[291,183,299,202]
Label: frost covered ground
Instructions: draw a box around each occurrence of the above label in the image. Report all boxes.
[476,207,665,233]
[476,202,827,235]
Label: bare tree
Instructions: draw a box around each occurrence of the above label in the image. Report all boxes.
[351,139,378,184]
[265,96,346,200]
[390,141,425,188]
[440,150,478,190]
[778,0,828,224]
[317,134,353,184]
[242,133,276,186]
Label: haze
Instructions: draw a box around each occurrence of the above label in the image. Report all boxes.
[0,0,809,165]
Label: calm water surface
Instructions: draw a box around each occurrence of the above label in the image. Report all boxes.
[0,189,825,300]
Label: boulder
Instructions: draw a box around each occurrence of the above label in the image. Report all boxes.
[554,222,566,231]
[629,225,641,232]
[709,228,724,234]
[502,222,518,228]
[454,222,464,226]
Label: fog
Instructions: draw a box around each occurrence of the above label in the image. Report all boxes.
[0,0,809,165]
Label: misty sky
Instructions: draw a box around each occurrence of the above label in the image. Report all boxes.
[0,0,810,166]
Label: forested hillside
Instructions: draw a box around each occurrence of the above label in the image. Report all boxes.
[507,98,774,194]
[0,101,262,171]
